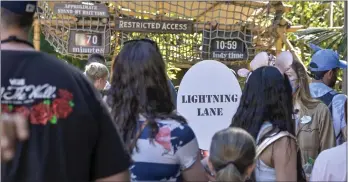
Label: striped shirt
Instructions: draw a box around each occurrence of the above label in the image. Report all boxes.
[130,116,199,181]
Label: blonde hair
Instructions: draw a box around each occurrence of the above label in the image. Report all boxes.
[291,58,320,117]
[209,127,256,182]
[84,62,109,82]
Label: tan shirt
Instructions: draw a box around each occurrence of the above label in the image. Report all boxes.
[296,102,336,165]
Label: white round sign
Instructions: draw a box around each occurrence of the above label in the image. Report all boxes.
[177,60,242,150]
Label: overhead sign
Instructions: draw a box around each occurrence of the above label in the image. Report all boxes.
[115,19,193,34]
[68,30,110,54]
[54,3,109,17]
[202,30,252,61]
[177,60,242,150]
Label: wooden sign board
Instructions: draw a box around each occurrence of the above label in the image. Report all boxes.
[115,19,193,34]
[68,30,110,54]
[202,30,253,61]
[54,3,109,17]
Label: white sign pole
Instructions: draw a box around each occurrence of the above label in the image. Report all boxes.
[177,60,242,150]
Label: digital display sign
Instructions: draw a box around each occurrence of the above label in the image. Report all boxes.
[75,33,103,47]
[68,30,110,54]
[202,30,252,61]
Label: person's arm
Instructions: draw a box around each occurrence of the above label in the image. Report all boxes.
[174,124,207,181]
[85,80,131,181]
[310,152,326,181]
[332,95,347,142]
[273,136,298,181]
[343,101,347,141]
[96,170,130,182]
[91,105,131,181]
[318,104,336,151]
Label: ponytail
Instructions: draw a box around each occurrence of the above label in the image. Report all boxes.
[209,128,256,182]
[215,163,244,182]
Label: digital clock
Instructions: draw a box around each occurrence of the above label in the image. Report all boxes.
[202,30,250,61]
[211,39,244,52]
[75,33,102,47]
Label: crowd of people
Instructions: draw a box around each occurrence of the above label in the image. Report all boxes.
[1,1,347,182]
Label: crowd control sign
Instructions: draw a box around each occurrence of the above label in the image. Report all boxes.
[177,60,242,150]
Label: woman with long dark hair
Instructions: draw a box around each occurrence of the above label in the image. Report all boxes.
[109,39,207,181]
[230,65,306,181]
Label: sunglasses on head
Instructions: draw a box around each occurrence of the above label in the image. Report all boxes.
[123,38,155,45]
[123,38,160,51]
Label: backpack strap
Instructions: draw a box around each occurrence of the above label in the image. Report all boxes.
[328,91,339,112]
[256,131,296,158]
[317,91,343,140]
[317,90,338,113]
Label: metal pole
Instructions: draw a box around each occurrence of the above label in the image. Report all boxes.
[329,2,334,27]
[343,1,347,94]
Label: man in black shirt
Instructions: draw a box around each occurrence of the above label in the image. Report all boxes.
[1,2,131,182]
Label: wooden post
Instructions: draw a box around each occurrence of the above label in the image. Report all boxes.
[33,19,40,51]
[275,27,284,55]
[281,34,302,62]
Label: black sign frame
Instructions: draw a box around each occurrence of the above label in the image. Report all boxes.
[202,30,253,61]
[68,29,110,54]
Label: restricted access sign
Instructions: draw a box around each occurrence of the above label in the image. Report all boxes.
[177,60,242,150]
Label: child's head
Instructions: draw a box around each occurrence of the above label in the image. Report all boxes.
[209,127,256,182]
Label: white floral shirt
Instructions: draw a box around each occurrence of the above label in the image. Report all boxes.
[130,115,199,181]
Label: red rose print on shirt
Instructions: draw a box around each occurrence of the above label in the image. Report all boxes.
[1,104,10,113]
[14,106,30,119]
[30,103,52,125]
[52,98,73,119]
[155,127,172,151]
[58,89,73,101]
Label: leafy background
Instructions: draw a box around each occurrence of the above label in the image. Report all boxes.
[30,1,346,90]
[285,1,346,91]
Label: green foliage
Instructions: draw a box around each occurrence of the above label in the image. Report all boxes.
[167,62,181,80]
[285,1,345,90]
[285,2,345,63]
